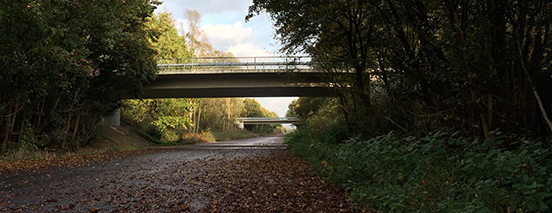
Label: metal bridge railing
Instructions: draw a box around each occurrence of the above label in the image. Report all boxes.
[237,117,300,121]
[157,56,313,74]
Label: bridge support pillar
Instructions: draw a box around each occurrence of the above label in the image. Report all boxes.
[102,108,121,126]
[238,121,244,129]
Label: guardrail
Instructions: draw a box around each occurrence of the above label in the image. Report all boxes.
[157,56,313,74]
[237,117,300,121]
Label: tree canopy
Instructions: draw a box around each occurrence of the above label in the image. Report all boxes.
[249,0,552,143]
[0,0,159,152]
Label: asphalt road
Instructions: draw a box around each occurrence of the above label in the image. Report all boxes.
[0,136,359,212]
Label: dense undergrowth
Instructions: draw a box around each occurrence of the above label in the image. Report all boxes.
[286,128,552,212]
[123,121,259,145]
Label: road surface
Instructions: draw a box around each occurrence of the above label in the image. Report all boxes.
[0,136,360,212]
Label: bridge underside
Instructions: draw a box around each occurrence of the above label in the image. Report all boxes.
[128,73,339,99]
[141,87,334,98]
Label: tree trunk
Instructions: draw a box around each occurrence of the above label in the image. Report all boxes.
[518,45,552,133]
[192,105,197,133]
[71,111,81,141]
[197,105,202,133]
[2,103,13,152]
[33,95,46,133]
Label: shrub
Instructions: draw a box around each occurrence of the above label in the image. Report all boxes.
[287,130,552,212]
[180,131,216,144]
[180,133,207,144]
[212,130,259,141]
[145,124,163,141]
[201,131,216,143]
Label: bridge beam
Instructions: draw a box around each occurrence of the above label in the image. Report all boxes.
[139,87,336,98]
[125,73,341,99]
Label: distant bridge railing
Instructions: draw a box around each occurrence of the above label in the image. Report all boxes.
[157,56,313,74]
[237,117,301,125]
[238,117,300,121]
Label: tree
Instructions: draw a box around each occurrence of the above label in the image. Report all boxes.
[195,98,244,132]
[241,98,283,134]
[183,9,214,57]
[122,8,245,139]
[146,12,193,60]
[247,0,388,136]
[0,0,159,152]
[248,0,552,142]
[285,99,299,117]
[124,98,194,141]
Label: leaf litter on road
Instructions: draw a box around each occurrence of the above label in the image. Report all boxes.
[1,148,369,212]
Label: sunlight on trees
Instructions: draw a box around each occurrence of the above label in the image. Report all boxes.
[0,0,159,152]
[121,10,277,143]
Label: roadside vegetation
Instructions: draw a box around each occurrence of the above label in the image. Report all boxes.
[0,2,282,162]
[249,0,552,212]
[121,98,283,145]
[0,0,159,158]
[121,10,284,145]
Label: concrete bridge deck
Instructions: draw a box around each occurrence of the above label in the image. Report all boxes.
[139,73,336,98]
[125,56,340,99]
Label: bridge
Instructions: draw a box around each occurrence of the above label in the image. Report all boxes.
[236,117,301,129]
[108,56,337,126]
[156,56,313,74]
[135,56,339,99]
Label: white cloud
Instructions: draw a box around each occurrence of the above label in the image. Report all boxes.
[156,0,279,56]
[254,97,298,117]
[202,21,272,57]
[227,43,272,57]
[164,0,252,15]
[202,22,252,46]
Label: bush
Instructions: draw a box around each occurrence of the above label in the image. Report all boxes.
[145,124,163,141]
[286,130,552,212]
[180,131,216,144]
[180,133,207,144]
[212,130,260,141]
[201,131,216,143]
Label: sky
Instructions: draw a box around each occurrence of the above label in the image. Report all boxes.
[155,0,297,117]
[156,0,276,56]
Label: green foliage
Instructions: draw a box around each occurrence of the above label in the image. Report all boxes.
[145,11,193,60]
[249,0,552,140]
[270,1,552,211]
[287,130,552,212]
[0,0,158,152]
[285,99,298,117]
[289,97,349,142]
[123,8,260,143]
[241,98,285,134]
[123,98,194,142]
[195,98,244,132]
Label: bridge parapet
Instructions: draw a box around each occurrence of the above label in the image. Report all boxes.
[238,117,300,121]
[157,56,313,74]
[236,117,301,127]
